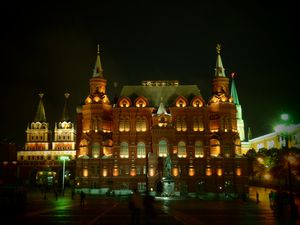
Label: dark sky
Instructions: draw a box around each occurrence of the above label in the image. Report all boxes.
[0,1,299,147]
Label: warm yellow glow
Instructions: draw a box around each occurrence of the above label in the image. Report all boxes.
[120,99,130,107]
[263,173,271,180]
[217,168,223,176]
[172,167,179,177]
[192,99,203,107]
[93,154,99,158]
[189,167,195,176]
[136,99,146,107]
[130,167,136,176]
[85,97,92,104]
[113,168,119,176]
[176,99,186,107]
[206,167,212,176]
[93,96,101,102]
[236,167,242,176]
[103,168,108,177]
[83,168,88,177]
[149,168,155,176]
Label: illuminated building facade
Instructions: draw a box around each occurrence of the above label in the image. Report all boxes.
[18,93,76,186]
[76,45,249,195]
[249,123,300,151]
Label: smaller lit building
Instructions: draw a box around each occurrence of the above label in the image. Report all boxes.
[17,93,76,186]
[249,123,300,151]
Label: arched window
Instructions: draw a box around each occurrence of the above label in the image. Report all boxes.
[193,117,204,131]
[79,139,88,157]
[195,140,204,158]
[92,142,100,158]
[137,142,146,158]
[176,117,187,131]
[120,142,129,158]
[136,117,147,132]
[234,139,241,155]
[119,117,130,132]
[210,138,220,157]
[178,141,186,158]
[158,140,168,157]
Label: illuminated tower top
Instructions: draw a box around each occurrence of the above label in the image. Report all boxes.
[214,44,226,77]
[230,73,245,141]
[93,44,104,78]
[61,93,71,122]
[230,73,240,105]
[34,93,46,122]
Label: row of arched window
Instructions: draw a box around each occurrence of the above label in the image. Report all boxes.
[79,139,241,158]
[118,96,205,108]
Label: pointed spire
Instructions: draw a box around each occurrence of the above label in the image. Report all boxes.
[93,44,104,78]
[247,127,252,141]
[157,97,168,115]
[61,93,71,122]
[214,44,226,77]
[34,93,46,122]
[230,72,240,105]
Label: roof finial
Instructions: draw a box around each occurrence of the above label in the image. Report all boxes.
[216,44,221,54]
[97,44,100,55]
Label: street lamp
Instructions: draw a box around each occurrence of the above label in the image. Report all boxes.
[59,156,70,195]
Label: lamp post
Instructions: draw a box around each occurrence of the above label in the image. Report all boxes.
[59,156,70,195]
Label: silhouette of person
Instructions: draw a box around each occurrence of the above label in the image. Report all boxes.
[144,191,155,225]
[129,189,143,225]
[80,191,85,207]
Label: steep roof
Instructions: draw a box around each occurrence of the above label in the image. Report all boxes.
[61,93,71,122]
[120,83,201,107]
[34,93,46,122]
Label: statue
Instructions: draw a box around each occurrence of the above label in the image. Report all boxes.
[164,154,172,179]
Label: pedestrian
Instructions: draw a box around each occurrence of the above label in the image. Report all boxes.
[129,189,143,225]
[256,191,259,204]
[143,191,155,225]
[80,191,85,208]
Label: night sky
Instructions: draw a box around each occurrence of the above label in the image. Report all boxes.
[0,1,298,147]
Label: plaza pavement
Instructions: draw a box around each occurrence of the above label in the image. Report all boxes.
[1,186,299,225]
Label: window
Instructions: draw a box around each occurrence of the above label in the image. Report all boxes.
[119,117,130,132]
[79,139,88,156]
[195,140,204,158]
[176,117,187,131]
[136,117,147,132]
[120,142,129,158]
[193,117,204,131]
[178,141,186,158]
[92,142,100,158]
[158,140,168,157]
[210,138,220,157]
[137,142,146,158]
[234,139,241,155]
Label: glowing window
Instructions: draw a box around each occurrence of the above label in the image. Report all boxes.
[135,98,147,107]
[119,98,130,107]
[234,139,241,155]
[176,117,187,131]
[195,140,204,158]
[178,141,186,158]
[158,140,168,157]
[176,97,187,107]
[137,142,146,158]
[120,142,129,158]
[236,167,242,176]
[92,142,100,158]
[193,117,204,131]
[136,117,147,132]
[79,139,88,156]
[210,138,220,157]
[119,117,130,132]
[83,167,88,177]
[206,167,212,176]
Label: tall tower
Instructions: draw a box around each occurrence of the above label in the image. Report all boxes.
[230,73,245,141]
[52,93,76,153]
[207,44,241,156]
[25,93,51,151]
